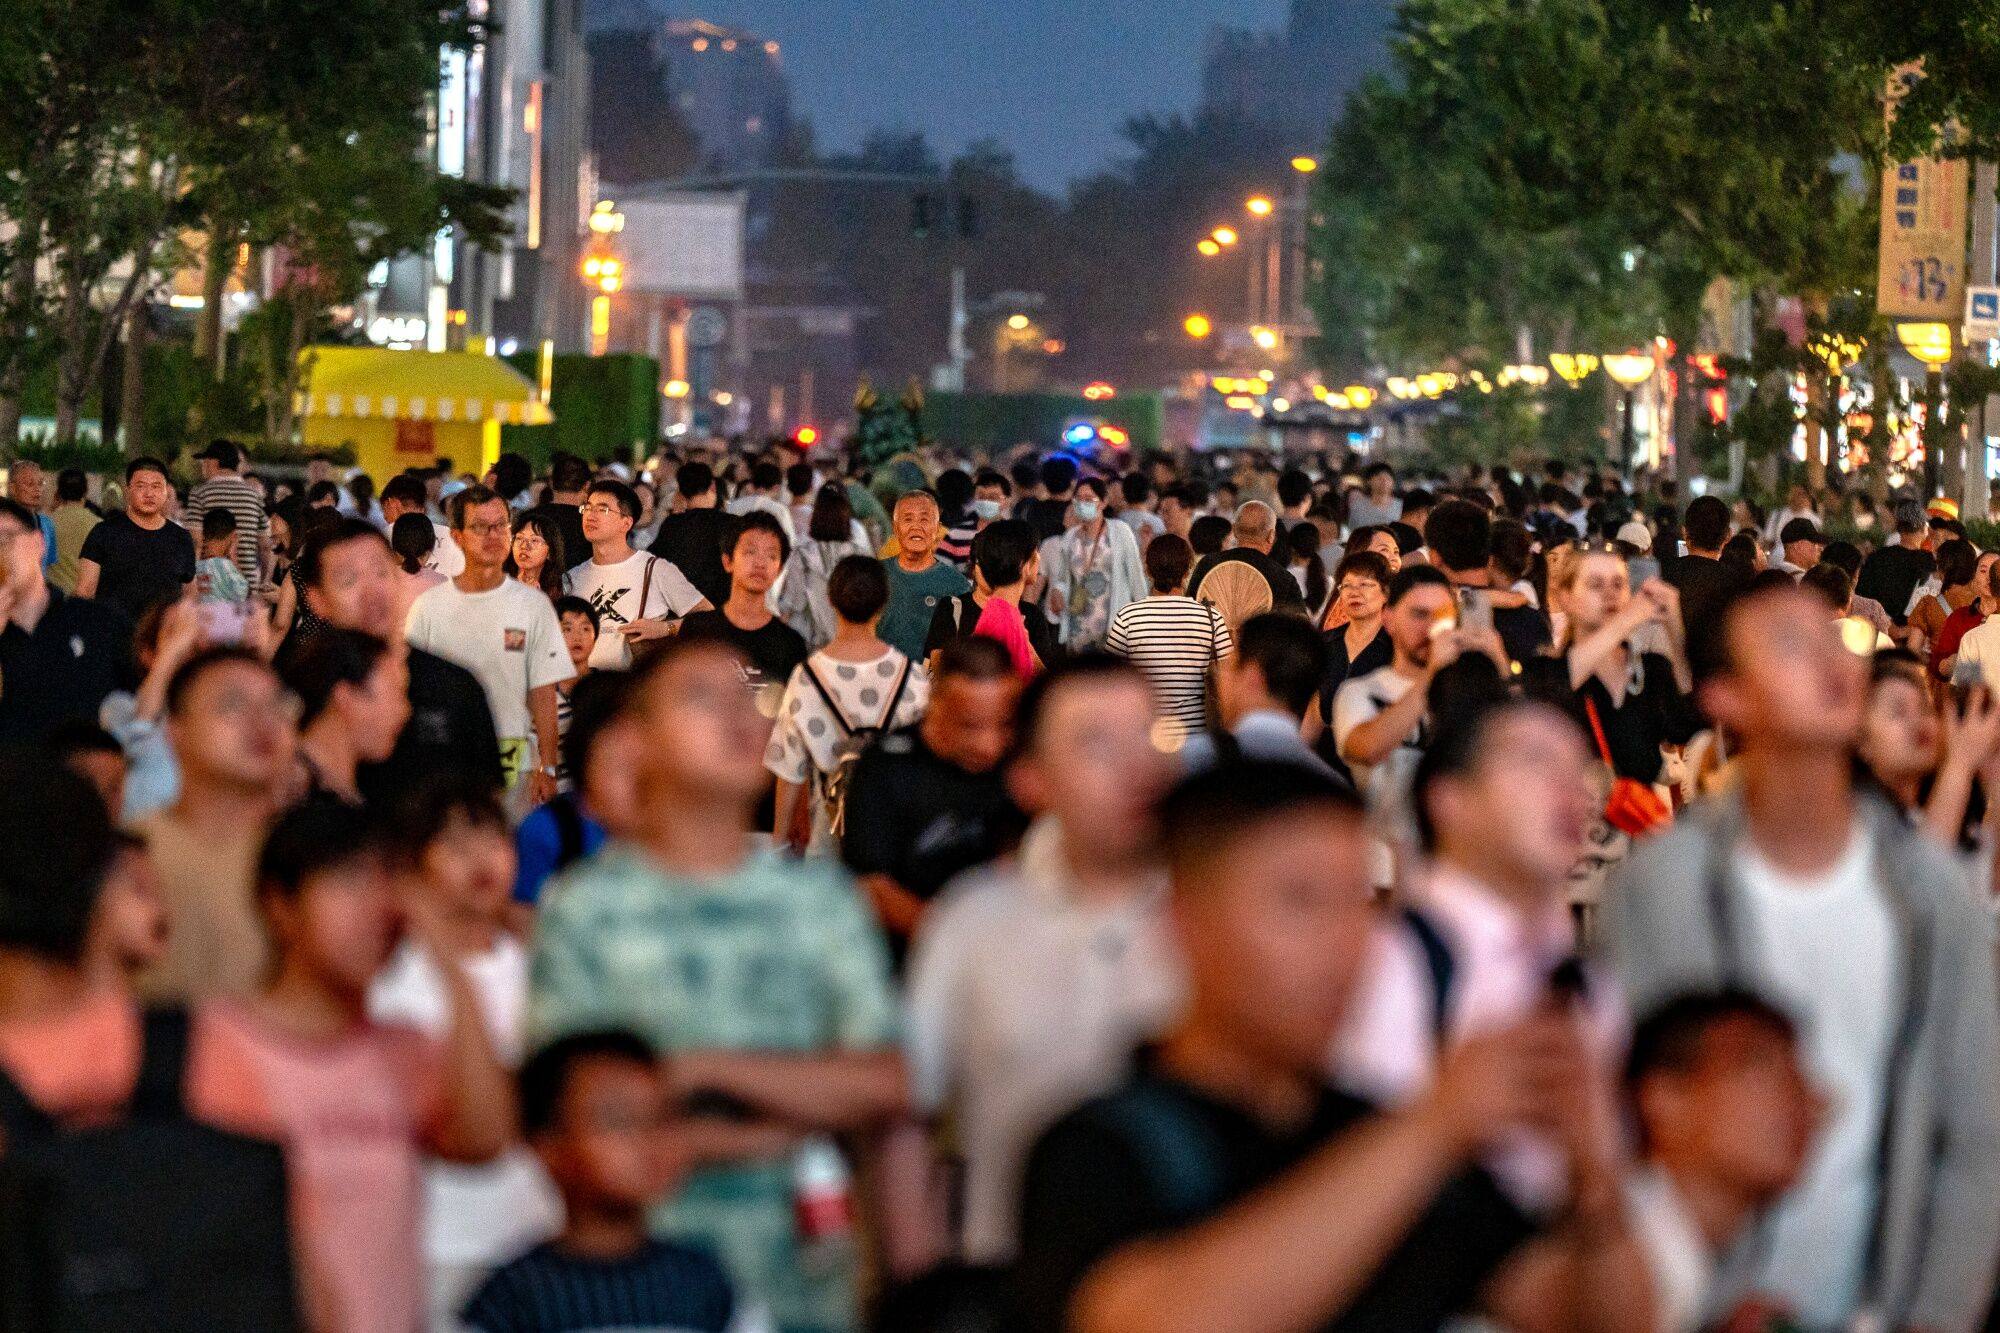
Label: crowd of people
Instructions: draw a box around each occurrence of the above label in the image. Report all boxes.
[1,434,1998,1333]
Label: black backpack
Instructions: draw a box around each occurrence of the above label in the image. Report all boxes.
[0,1008,300,1332]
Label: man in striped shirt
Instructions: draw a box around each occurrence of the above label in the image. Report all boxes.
[188,440,270,591]
[1104,534,1233,743]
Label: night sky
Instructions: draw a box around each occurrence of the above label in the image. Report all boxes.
[681,0,1288,190]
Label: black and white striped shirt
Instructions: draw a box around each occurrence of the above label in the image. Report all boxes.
[1105,594,1234,734]
[186,473,268,589]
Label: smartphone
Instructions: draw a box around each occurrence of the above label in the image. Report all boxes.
[1460,588,1494,638]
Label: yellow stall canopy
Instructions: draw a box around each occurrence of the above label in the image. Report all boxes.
[296,347,554,483]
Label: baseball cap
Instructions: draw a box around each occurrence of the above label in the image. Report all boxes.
[1614,520,1653,553]
[1928,496,1961,521]
[195,440,242,468]
[1778,516,1823,546]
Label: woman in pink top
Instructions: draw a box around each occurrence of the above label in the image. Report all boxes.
[214,801,514,1332]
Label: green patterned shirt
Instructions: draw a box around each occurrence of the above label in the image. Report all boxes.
[529,843,901,1333]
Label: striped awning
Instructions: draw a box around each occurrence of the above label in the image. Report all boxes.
[296,347,554,426]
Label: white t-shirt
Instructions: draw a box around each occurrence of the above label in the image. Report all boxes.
[1625,1167,1715,1333]
[1954,618,2000,693]
[564,549,706,670]
[1736,826,1898,1327]
[405,576,573,781]
[426,521,465,578]
[1332,665,1422,810]
[367,936,561,1267]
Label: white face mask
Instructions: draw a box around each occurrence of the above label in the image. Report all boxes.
[1074,501,1101,523]
[973,498,1003,521]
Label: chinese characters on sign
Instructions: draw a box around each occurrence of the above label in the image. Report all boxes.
[1877,65,1970,321]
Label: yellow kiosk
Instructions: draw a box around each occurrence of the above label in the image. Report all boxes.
[296,346,553,481]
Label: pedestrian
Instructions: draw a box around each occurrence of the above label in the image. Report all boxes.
[1424,498,1551,666]
[45,465,99,594]
[902,655,1181,1266]
[725,458,799,543]
[278,629,411,807]
[552,595,598,770]
[1854,500,1934,630]
[75,457,196,624]
[1041,477,1146,650]
[406,486,573,807]
[1607,580,2000,1329]
[506,509,569,601]
[514,673,635,907]
[1186,500,1303,627]
[564,478,709,671]
[647,462,733,608]
[678,510,808,698]
[1907,536,1978,657]
[766,555,930,851]
[381,471,464,579]
[923,519,1057,674]
[783,481,873,648]
[1183,612,1337,777]
[935,467,978,565]
[214,799,515,1333]
[840,636,1026,947]
[186,440,271,592]
[133,646,297,1001]
[459,1031,739,1333]
[1019,456,1076,543]
[526,452,592,574]
[1312,549,1393,757]
[4,458,56,573]
[1770,516,1825,578]
[0,496,136,744]
[879,489,972,662]
[1014,760,1640,1333]
[530,636,907,1333]
[1347,461,1403,528]
[369,779,561,1326]
[1104,533,1232,744]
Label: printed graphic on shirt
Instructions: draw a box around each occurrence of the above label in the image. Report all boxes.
[504,629,526,652]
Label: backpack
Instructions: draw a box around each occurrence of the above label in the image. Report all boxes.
[800,656,913,841]
[0,1008,300,1332]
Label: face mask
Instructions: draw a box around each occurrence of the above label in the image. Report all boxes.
[1074,501,1101,523]
[973,498,1002,521]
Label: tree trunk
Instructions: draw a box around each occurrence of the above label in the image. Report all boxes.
[0,211,44,452]
[120,302,148,457]
[193,225,231,378]
[1942,383,1965,503]
[1866,340,1893,505]
[1803,369,1827,492]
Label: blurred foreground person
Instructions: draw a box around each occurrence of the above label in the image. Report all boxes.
[1014,760,1644,1333]
[1608,582,2000,1329]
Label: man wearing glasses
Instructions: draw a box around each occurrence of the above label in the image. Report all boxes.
[407,486,574,808]
[0,496,134,744]
[564,478,710,672]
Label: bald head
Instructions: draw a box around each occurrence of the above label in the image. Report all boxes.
[1233,501,1277,553]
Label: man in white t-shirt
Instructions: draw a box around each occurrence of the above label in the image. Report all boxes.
[563,478,709,671]
[406,486,573,805]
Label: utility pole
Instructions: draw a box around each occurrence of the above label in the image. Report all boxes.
[1968,160,1998,520]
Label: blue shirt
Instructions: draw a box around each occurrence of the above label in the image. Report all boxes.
[514,795,609,905]
[877,558,970,661]
[460,1238,735,1332]
[36,513,54,570]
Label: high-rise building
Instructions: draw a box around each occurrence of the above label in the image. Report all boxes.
[1199,0,1397,151]
[584,5,794,175]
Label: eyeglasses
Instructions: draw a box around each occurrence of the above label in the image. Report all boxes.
[580,502,626,518]
[463,521,511,538]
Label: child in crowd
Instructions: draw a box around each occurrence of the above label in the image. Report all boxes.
[555,596,599,782]
[197,508,252,642]
[459,1030,742,1333]
[215,800,515,1333]
[369,779,561,1326]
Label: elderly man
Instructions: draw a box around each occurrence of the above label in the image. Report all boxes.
[6,460,56,571]
[1187,500,1307,616]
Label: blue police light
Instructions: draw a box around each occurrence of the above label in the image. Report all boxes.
[1063,423,1097,446]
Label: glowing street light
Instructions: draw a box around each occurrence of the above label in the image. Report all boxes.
[1896,322,1953,367]
[1006,313,1031,331]
[1291,156,1320,174]
[1250,325,1280,351]
[1245,196,1275,218]
[1603,351,1656,464]
[1197,238,1222,257]
[1183,314,1213,339]
[1345,385,1377,409]
[663,379,691,398]
[1211,226,1239,247]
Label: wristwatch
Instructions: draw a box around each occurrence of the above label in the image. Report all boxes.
[537,764,559,778]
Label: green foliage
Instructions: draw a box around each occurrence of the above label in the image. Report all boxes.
[501,354,660,467]
[852,380,927,470]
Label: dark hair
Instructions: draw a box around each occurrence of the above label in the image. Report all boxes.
[54,468,87,503]
[165,645,270,717]
[827,555,890,623]
[1718,531,1760,571]
[1778,517,1822,549]
[1188,514,1232,557]
[554,594,599,631]
[1168,480,1210,511]
[975,468,1011,497]
[305,480,342,507]
[1284,522,1328,611]
[585,477,640,523]
[749,460,783,493]
[786,462,816,499]
[1388,521,1424,556]
[1624,989,1796,1095]
[519,1029,657,1137]
[1821,539,1863,577]
[675,462,716,501]
[1120,472,1153,505]
[809,481,855,543]
[1489,519,1535,584]
[935,468,974,512]
[256,799,385,902]
[1074,476,1109,503]
[1799,562,1851,612]
[1894,500,1927,536]
[1333,548,1391,591]
[390,512,436,574]
[729,509,792,565]
[1009,459,1040,493]
[1400,487,1435,515]
[125,457,169,483]
[1145,532,1195,593]
[379,473,428,512]
[45,719,124,766]
[971,519,1037,589]
[1386,563,1452,607]
[0,752,116,963]
[384,772,506,865]
[1936,537,1978,590]
[1423,499,1490,574]
[491,453,534,501]
[346,473,375,507]
[294,517,390,591]
[506,510,568,596]
[279,629,392,728]
[1040,456,1078,495]
[549,451,592,494]
[560,669,636,783]
[202,439,243,470]
[1013,652,1145,756]
[936,636,1014,683]
[1233,614,1330,718]
[1159,758,1363,884]
[1683,496,1730,552]
[200,508,238,542]
[1411,689,1555,852]
[1362,461,1394,482]
[1277,468,1313,510]
[449,484,504,528]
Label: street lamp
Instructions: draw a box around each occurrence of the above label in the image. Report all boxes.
[1245,196,1275,218]
[1183,314,1213,339]
[1291,156,1320,174]
[1197,238,1222,257]
[1897,322,1954,498]
[1603,352,1655,465]
[1211,226,1239,247]
[1007,313,1031,331]
[1250,325,1279,351]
